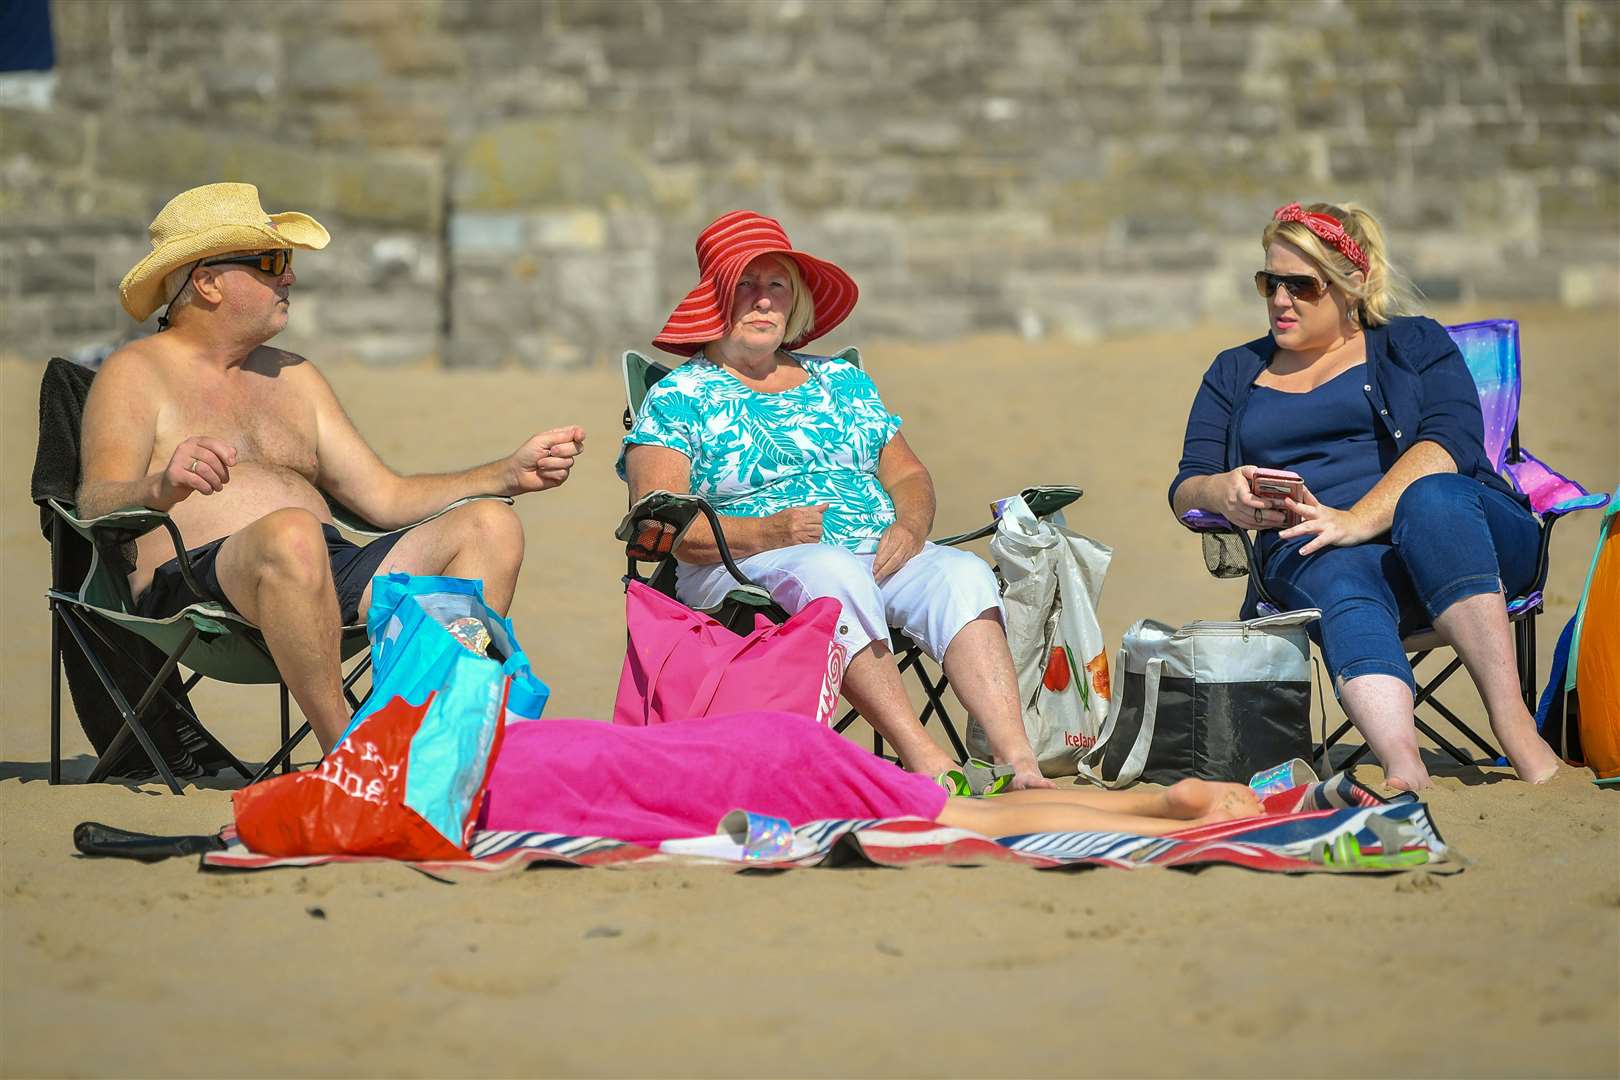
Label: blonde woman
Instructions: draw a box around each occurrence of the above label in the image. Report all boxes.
[1170,202,1557,791]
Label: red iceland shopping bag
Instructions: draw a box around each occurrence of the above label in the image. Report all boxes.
[231,682,509,862]
[613,581,847,726]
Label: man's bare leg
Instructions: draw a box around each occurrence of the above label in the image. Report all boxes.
[840,643,958,777]
[211,509,350,751]
[361,500,526,615]
[1432,590,1561,783]
[936,778,1262,838]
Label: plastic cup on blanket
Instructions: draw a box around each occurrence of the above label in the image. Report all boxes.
[1249,758,1318,798]
[716,810,797,861]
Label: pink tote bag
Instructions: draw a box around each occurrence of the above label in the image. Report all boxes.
[613,581,847,726]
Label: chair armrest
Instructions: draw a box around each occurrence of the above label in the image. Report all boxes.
[1543,492,1611,518]
[1020,484,1082,518]
[323,493,514,537]
[42,497,172,539]
[1504,448,1607,518]
[40,498,211,601]
[616,490,756,588]
[934,484,1084,547]
[1178,508,1239,533]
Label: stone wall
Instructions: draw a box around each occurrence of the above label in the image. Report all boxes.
[2,0,1615,368]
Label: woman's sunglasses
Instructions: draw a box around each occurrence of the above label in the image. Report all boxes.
[205,249,294,276]
[1254,270,1327,303]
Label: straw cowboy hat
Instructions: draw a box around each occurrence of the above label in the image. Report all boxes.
[654,210,858,357]
[118,182,330,321]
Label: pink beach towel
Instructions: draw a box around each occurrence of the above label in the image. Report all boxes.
[478,711,948,846]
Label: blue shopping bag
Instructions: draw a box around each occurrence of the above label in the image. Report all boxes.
[338,573,549,747]
[237,575,547,858]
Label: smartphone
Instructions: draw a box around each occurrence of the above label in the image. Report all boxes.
[1249,468,1305,525]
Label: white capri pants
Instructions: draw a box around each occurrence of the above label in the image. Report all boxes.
[676,542,1004,663]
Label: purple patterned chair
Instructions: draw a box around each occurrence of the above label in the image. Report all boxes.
[1180,318,1611,769]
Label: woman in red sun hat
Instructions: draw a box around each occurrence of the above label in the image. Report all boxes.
[618,210,1050,789]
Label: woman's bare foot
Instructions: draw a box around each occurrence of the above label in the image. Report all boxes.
[1496,721,1562,784]
[1183,785,1265,827]
[1381,764,1435,793]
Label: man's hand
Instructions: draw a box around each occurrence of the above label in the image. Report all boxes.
[153,436,237,510]
[1278,485,1378,555]
[871,520,925,582]
[765,504,828,549]
[505,426,586,494]
[1211,465,1290,531]
[1006,757,1056,791]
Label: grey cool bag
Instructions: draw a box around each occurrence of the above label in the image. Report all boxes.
[1077,610,1321,788]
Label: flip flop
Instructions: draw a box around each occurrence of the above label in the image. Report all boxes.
[961,757,1016,796]
[932,759,1017,798]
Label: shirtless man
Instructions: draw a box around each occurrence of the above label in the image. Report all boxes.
[81,183,585,753]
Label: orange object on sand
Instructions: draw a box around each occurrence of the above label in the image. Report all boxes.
[1576,503,1620,779]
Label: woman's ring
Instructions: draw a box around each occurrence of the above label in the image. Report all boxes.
[188,458,199,473]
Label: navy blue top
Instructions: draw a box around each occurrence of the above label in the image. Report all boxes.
[1240,363,1389,509]
[1240,362,1393,556]
[1171,316,1525,512]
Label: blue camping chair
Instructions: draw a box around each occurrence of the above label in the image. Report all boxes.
[1179,318,1610,769]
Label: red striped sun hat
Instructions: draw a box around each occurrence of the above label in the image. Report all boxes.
[653,210,859,357]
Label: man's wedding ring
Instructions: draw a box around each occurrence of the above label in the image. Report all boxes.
[188,458,200,473]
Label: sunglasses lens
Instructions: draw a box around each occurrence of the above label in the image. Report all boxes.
[1255,272,1324,302]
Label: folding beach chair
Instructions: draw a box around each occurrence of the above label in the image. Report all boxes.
[35,357,510,794]
[617,346,1081,761]
[1179,319,1611,769]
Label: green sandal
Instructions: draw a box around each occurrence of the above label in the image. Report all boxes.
[935,759,1017,798]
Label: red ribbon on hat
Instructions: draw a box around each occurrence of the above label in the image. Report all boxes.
[1272,203,1369,274]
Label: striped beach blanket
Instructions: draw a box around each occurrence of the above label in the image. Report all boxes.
[200,779,1459,880]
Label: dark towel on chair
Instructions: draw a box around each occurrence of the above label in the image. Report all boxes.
[32,357,223,781]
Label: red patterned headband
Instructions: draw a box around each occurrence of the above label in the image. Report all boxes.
[1272,203,1369,274]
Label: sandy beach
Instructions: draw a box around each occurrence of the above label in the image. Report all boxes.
[2,305,1616,1078]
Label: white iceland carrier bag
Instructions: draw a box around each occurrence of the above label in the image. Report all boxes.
[970,495,1112,777]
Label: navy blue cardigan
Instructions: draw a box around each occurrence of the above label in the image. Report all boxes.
[1170,315,1524,512]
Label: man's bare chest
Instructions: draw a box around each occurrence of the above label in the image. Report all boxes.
[158,382,318,479]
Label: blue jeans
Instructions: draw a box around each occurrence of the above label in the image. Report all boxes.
[1261,473,1539,692]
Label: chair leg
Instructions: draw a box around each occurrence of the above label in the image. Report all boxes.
[76,614,252,780]
[63,610,191,794]
[341,653,373,712]
[1522,615,1539,713]
[1423,696,1502,762]
[251,721,312,785]
[279,685,293,775]
[49,600,63,786]
[898,649,969,761]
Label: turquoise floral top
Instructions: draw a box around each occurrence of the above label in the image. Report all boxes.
[617,352,903,553]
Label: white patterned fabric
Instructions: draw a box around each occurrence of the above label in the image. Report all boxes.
[675,541,1003,661]
[617,352,903,553]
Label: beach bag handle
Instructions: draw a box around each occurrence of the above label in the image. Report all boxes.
[1076,654,1161,789]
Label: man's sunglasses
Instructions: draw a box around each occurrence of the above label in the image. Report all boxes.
[1254,270,1327,303]
[205,249,294,276]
